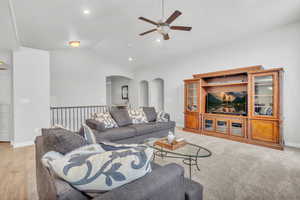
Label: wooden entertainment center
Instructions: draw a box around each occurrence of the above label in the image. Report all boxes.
[183,66,283,150]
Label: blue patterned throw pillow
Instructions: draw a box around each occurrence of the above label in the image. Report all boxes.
[42,145,153,192]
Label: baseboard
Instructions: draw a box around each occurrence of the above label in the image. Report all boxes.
[12,141,34,148]
[285,142,300,149]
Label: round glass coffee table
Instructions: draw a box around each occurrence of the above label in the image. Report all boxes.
[145,138,212,179]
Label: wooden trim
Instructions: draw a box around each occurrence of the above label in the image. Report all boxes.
[202,82,248,87]
[247,68,284,74]
[193,65,263,78]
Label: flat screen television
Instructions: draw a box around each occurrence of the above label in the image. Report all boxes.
[206,91,247,115]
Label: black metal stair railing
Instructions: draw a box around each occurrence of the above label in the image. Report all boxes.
[50,105,108,131]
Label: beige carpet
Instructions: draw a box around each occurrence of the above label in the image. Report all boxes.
[154,129,300,200]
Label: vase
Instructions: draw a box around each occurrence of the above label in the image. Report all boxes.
[168,132,175,144]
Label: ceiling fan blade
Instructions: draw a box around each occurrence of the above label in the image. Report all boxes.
[163,34,170,40]
[170,26,192,31]
[165,10,182,25]
[138,17,158,26]
[139,29,157,36]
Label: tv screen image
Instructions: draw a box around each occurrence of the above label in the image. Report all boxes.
[206,91,247,115]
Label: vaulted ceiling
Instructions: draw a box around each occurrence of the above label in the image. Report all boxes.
[2,0,300,70]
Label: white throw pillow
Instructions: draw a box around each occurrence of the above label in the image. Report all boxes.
[128,108,148,124]
[43,145,153,192]
[82,124,97,144]
[94,112,118,128]
[156,111,169,122]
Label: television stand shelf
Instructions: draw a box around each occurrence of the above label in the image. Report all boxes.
[183,65,283,150]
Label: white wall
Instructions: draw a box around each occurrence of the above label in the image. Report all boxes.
[139,80,149,107]
[50,49,133,106]
[150,78,164,111]
[12,47,50,146]
[133,22,300,147]
[0,50,12,141]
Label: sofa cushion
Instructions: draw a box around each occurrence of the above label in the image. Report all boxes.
[42,128,88,154]
[42,145,153,192]
[128,121,172,136]
[142,107,157,122]
[110,109,132,127]
[86,119,106,132]
[94,127,137,142]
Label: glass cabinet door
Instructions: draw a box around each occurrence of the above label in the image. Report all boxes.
[186,83,198,112]
[216,120,228,134]
[204,118,215,131]
[230,121,243,137]
[254,75,274,116]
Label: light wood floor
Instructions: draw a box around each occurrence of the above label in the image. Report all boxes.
[0,143,38,200]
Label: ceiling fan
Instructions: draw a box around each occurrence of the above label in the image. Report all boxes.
[138,0,192,40]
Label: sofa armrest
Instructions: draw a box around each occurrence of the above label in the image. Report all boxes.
[86,119,106,132]
[94,163,185,200]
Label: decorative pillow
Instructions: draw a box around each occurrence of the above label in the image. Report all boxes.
[142,107,157,122]
[110,109,132,127]
[94,112,118,129]
[43,145,153,192]
[65,144,105,157]
[156,111,169,122]
[82,124,97,144]
[128,108,148,124]
[42,128,88,154]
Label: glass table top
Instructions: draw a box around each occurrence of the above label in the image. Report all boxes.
[145,138,212,158]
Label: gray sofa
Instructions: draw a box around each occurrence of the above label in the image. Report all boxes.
[84,107,176,144]
[35,107,203,200]
[35,130,203,200]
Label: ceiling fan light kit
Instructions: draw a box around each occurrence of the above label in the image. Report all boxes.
[138,0,192,40]
[0,61,8,70]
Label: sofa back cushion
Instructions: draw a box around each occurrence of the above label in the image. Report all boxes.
[42,128,88,154]
[110,109,132,127]
[142,107,157,122]
[42,145,153,193]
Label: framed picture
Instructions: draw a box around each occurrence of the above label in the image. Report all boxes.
[122,85,129,100]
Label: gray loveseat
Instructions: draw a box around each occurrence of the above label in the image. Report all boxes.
[84,107,176,144]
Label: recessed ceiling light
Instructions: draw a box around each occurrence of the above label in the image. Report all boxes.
[69,41,80,48]
[83,9,90,15]
[128,57,133,62]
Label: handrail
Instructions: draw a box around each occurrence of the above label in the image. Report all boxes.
[50,105,108,131]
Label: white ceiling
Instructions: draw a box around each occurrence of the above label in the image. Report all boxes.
[5,0,300,70]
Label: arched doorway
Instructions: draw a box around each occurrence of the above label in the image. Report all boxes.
[106,75,132,107]
[151,78,164,111]
[139,80,149,107]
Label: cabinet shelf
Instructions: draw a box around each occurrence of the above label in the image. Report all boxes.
[202,82,248,87]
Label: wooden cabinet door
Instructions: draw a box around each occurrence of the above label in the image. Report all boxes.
[185,113,199,130]
[250,120,279,143]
